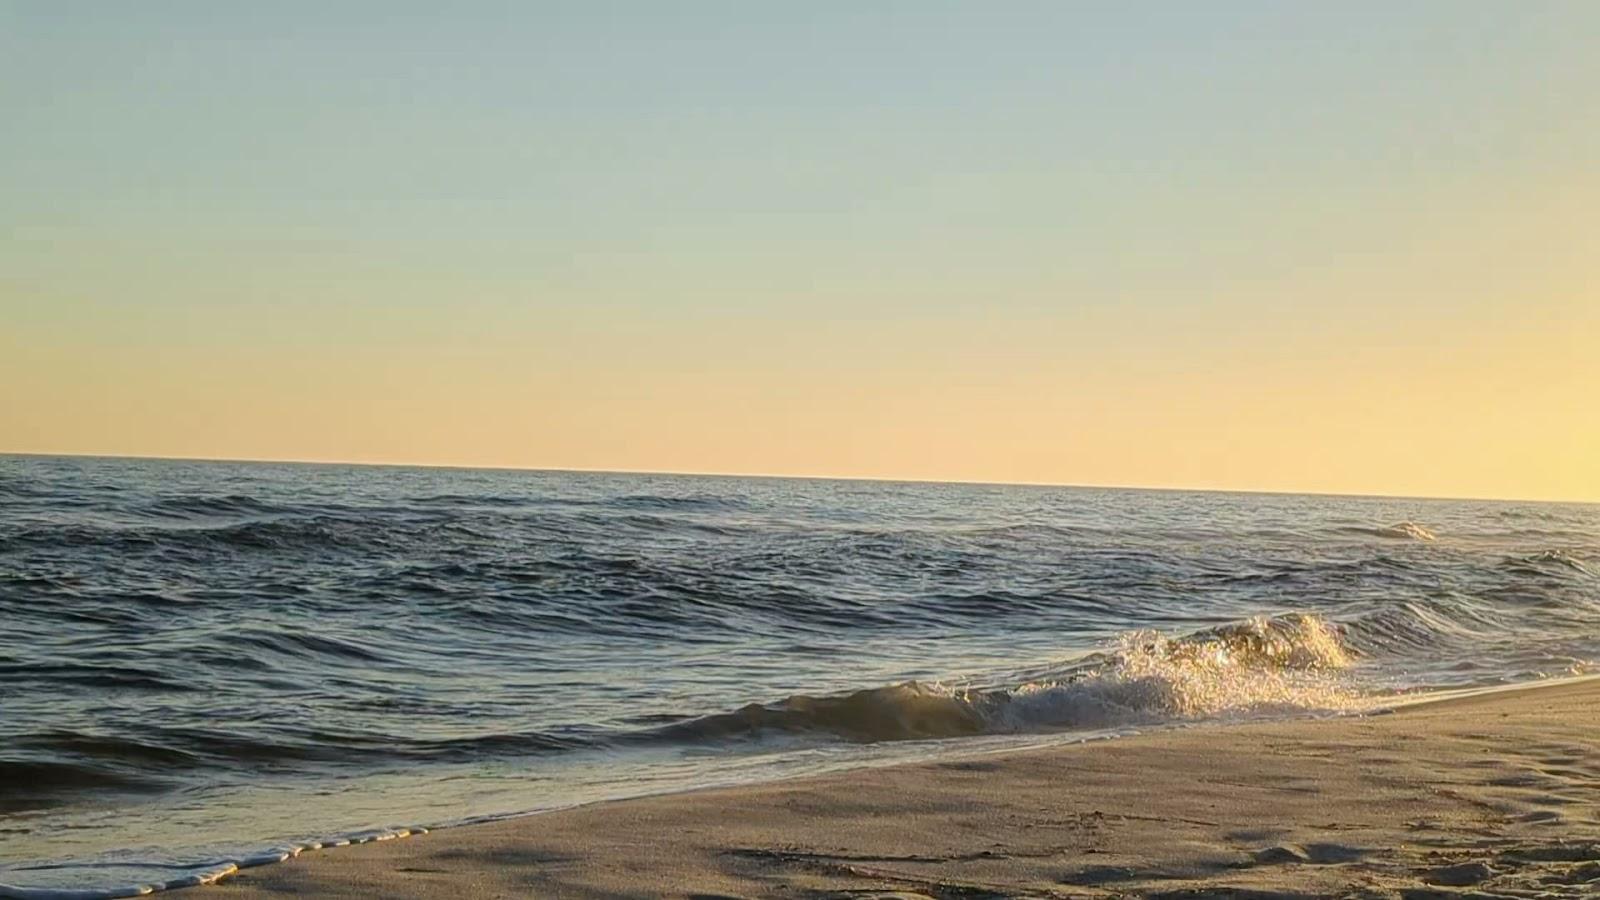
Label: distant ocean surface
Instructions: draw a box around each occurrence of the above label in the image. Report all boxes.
[2,455,1597,895]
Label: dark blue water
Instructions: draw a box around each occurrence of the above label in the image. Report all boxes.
[2,455,1596,896]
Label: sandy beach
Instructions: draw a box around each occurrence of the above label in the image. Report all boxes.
[213,677,1600,899]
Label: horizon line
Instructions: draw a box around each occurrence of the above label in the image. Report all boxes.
[3,450,1595,507]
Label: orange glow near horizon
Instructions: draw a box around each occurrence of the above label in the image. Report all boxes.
[4,5,1598,502]
[5,257,1597,502]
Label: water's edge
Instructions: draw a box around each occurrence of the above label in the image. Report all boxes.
[11,673,1598,900]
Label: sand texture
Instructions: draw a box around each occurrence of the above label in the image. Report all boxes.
[216,678,1600,898]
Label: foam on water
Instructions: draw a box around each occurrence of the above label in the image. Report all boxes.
[656,614,1359,745]
[1031,613,1357,720]
[1338,520,1438,541]
[1383,521,1438,541]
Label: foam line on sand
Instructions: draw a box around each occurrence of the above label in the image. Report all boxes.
[0,829,427,900]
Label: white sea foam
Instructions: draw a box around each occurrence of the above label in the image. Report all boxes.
[662,614,1362,745]
[1379,521,1437,541]
[0,828,423,900]
[993,614,1359,729]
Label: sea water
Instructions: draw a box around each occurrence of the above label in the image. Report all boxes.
[2,455,1595,895]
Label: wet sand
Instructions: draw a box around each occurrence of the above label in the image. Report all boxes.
[217,677,1600,898]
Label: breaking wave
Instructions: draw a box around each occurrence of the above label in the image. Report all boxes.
[650,615,1358,744]
[1339,521,1438,542]
[1503,549,1592,576]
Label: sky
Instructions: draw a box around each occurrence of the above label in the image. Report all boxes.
[3,2,1597,501]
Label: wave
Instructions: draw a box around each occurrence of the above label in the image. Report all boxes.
[607,493,743,512]
[646,614,1358,745]
[230,628,397,665]
[407,493,531,508]
[0,662,199,693]
[0,724,599,813]
[1337,521,1437,542]
[0,516,387,554]
[135,725,594,766]
[142,494,287,519]
[1502,550,1592,576]
[0,760,170,814]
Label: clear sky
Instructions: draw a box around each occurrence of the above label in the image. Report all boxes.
[3,2,1597,501]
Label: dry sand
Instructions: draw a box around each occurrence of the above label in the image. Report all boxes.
[216,677,1600,898]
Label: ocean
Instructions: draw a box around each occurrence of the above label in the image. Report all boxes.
[1,455,1596,896]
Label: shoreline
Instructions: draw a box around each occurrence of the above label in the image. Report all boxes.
[198,675,1600,898]
[5,676,1594,900]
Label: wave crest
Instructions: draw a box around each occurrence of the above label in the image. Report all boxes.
[650,614,1358,745]
[1347,521,1437,541]
[1505,550,1592,576]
